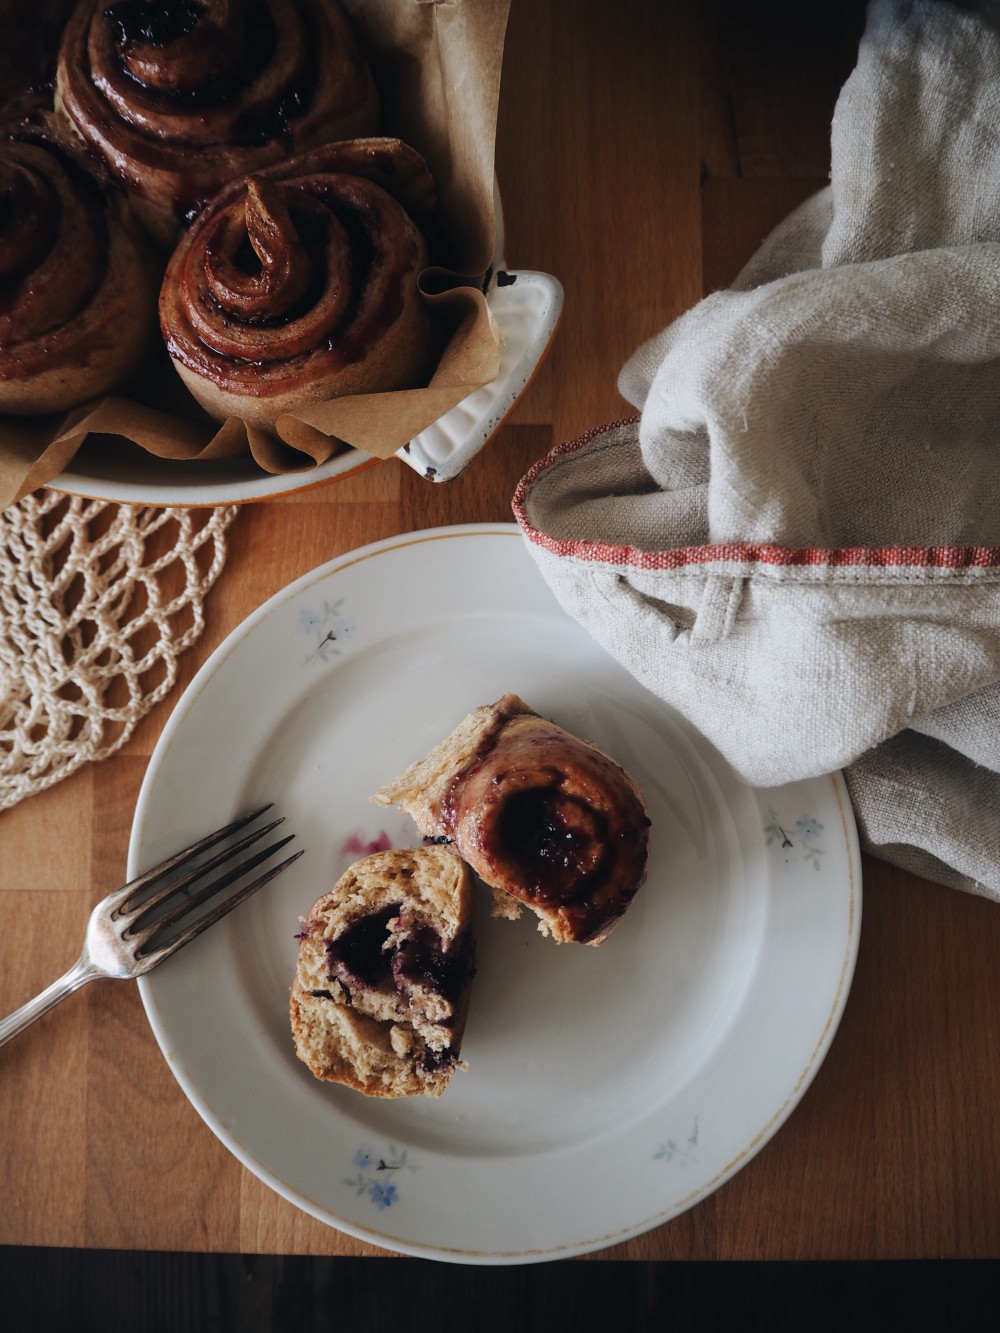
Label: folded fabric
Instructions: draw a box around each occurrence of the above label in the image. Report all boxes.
[514,0,1000,902]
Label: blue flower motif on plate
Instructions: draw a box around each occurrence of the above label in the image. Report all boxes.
[654,1118,699,1167]
[345,1144,416,1210]
[764,807,826,871]
[368,1182,398,1210]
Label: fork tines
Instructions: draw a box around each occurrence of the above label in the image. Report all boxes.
[119,806,303,957]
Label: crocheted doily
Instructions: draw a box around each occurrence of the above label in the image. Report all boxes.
[0,491,238,811]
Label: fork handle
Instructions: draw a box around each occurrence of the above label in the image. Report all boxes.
[0,955,102,1049]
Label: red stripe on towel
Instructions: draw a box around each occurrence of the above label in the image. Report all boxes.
[512,420,1000,574]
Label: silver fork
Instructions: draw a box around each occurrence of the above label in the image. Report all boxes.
[0,805,302,1049]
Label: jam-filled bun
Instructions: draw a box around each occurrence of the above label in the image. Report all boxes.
[158,137,434,432]
[55,0,379,249]
[373,695,651,946]
[290,846,477,1098]
[0,113,160,416]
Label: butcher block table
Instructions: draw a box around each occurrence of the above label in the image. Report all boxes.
[1,0,998,1317]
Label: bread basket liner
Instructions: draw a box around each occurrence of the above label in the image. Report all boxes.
[0,0,512,508]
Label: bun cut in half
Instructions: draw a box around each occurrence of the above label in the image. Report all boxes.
[290,845,476,1098]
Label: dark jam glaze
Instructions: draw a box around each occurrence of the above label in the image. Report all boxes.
[0,132,110,365]
[314,187,401,365]
[442,704,651,942]
[103,0,293,122]
[496,785,608,898]
[172,178,417,382]
[200,195,332,331]
[104,0,206,49]
[0,159,60,283]
[232,85,307,149]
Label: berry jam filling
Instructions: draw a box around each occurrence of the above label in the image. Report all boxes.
[325,907,470,1009]
[418,1046,454,1075]
[391,924,472,1006]
[324,902,400,991]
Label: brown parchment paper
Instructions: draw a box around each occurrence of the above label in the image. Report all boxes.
[0,0,511,509]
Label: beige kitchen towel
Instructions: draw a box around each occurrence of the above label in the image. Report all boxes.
[514,0,1000,901]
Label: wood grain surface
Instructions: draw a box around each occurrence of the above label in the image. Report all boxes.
[2,0,999,1268]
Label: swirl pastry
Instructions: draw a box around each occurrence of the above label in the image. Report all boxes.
[373,695,651,946]
[290,846,477,1097]
[158,138,434,431]
[55,0,379,248]
[0,114,160,416]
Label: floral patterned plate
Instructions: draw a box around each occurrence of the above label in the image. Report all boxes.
[130,524,861,1264]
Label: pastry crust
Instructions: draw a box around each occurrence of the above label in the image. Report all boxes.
[290,845,476,1098]
[55,0,379,249]
[373,695,651,945]
[159,138,434,432]
[0,112,160,416]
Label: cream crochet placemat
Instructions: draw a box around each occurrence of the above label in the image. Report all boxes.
[0,491,238,811]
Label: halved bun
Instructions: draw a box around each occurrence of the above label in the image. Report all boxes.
[290,845,476,1097]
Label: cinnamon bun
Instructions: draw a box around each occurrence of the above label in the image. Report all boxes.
[0,113,160,416]
[373,695,651,946]
[55,0,379,248]
[158,137,435,432]
[290,846,477,1097]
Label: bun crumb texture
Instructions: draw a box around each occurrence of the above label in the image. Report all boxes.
[290,845,476,1098]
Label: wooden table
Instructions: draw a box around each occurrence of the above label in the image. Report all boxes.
[3,0,999,1282]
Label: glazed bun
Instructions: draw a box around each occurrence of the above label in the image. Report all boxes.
[373,694,651,946]
[55,0,379,249]
[0,112,159,415]
[159,137,435,432]
[290,845,477,1098]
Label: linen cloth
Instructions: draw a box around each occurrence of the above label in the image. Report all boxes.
[514,0,1000,901]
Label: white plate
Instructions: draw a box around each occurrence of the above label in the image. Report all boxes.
[130,524,861,1264]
